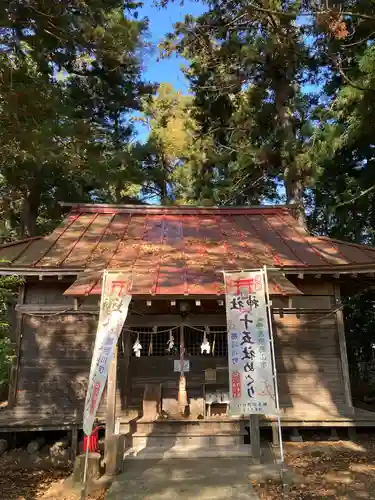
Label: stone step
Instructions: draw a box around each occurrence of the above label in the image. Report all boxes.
[123,444,252,460]
[132,433,244,448]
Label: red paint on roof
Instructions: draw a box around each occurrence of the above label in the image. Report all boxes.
[1,204,375,296]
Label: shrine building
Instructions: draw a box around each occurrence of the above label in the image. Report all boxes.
[1,203,375,458]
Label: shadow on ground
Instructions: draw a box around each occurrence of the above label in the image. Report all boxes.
[106,457,264,500]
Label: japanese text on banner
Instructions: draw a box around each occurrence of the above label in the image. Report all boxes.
[225,270,276,416]
[83,272,132,436]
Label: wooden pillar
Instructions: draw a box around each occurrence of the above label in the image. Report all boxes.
[249,414,261,463]
[71,424,78,462]
[106,344,118,439]
[178,325,188,412]
[105,344,118,475]
[121,331,132,409]
[8,283,25,408]
[271,421,279,447]
[334,284,354,414]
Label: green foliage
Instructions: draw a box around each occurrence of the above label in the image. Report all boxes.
[0,0,153,239]
[0,273,22,390]
[135,83,200,203]
[159,0,319,216]
[307,2,375,243]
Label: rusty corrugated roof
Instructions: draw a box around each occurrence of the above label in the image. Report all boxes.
[1,204,375,296]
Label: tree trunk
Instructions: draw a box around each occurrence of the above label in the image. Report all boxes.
[115,181,122,204]
[158,151,169,204]
[20,185,41,238]
[1,197,18,239]
[284,170,305,226]
[275,89,305,225]
[272,17,306,227]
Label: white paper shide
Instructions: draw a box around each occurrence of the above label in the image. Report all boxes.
[224,270,276,415]
[83,271,132,436]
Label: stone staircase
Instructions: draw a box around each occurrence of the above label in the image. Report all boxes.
[123,418,251,460]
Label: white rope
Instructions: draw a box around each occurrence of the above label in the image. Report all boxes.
[124,324,183,334]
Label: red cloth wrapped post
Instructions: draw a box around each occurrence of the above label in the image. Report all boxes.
[83,425,101,453]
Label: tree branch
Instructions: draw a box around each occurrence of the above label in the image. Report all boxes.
[334,57,372,92]
[335,184,375,209]
[244,4,375,23]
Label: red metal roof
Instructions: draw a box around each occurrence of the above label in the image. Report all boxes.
[1,204,375,296]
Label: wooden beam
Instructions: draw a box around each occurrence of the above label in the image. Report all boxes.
[127,314,226,327]
[0,423,83,433]
[8,283,25,408]
[334,283,354,415]
[0,269,81,276]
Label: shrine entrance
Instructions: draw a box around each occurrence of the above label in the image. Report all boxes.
[123,324,231,420]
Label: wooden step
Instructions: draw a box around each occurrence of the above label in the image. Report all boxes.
[124,444,252,460]
[132,433,245,448]
[135,419,246,435]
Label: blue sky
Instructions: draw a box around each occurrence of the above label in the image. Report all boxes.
[140,1,205,91]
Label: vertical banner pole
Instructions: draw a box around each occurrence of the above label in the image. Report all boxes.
[81,270,107,499]
[80,440,90,500]
[263,266,284,466]
[82,270,132,493]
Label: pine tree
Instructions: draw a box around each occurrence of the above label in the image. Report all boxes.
[135,83,198,203]
[161,0,318,219]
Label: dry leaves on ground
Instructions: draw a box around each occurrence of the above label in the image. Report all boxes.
[0,458,106,500]
[0,459,71,500]
[255,438,375,499]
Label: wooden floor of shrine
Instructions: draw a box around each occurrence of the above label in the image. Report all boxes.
[1,406,375,433]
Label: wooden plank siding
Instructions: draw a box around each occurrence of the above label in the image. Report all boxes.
[15,314,128,422]
[273,312,347,418]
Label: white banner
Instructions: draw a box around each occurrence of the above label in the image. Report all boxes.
[224,270,276,416]
[83,271,132,436]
